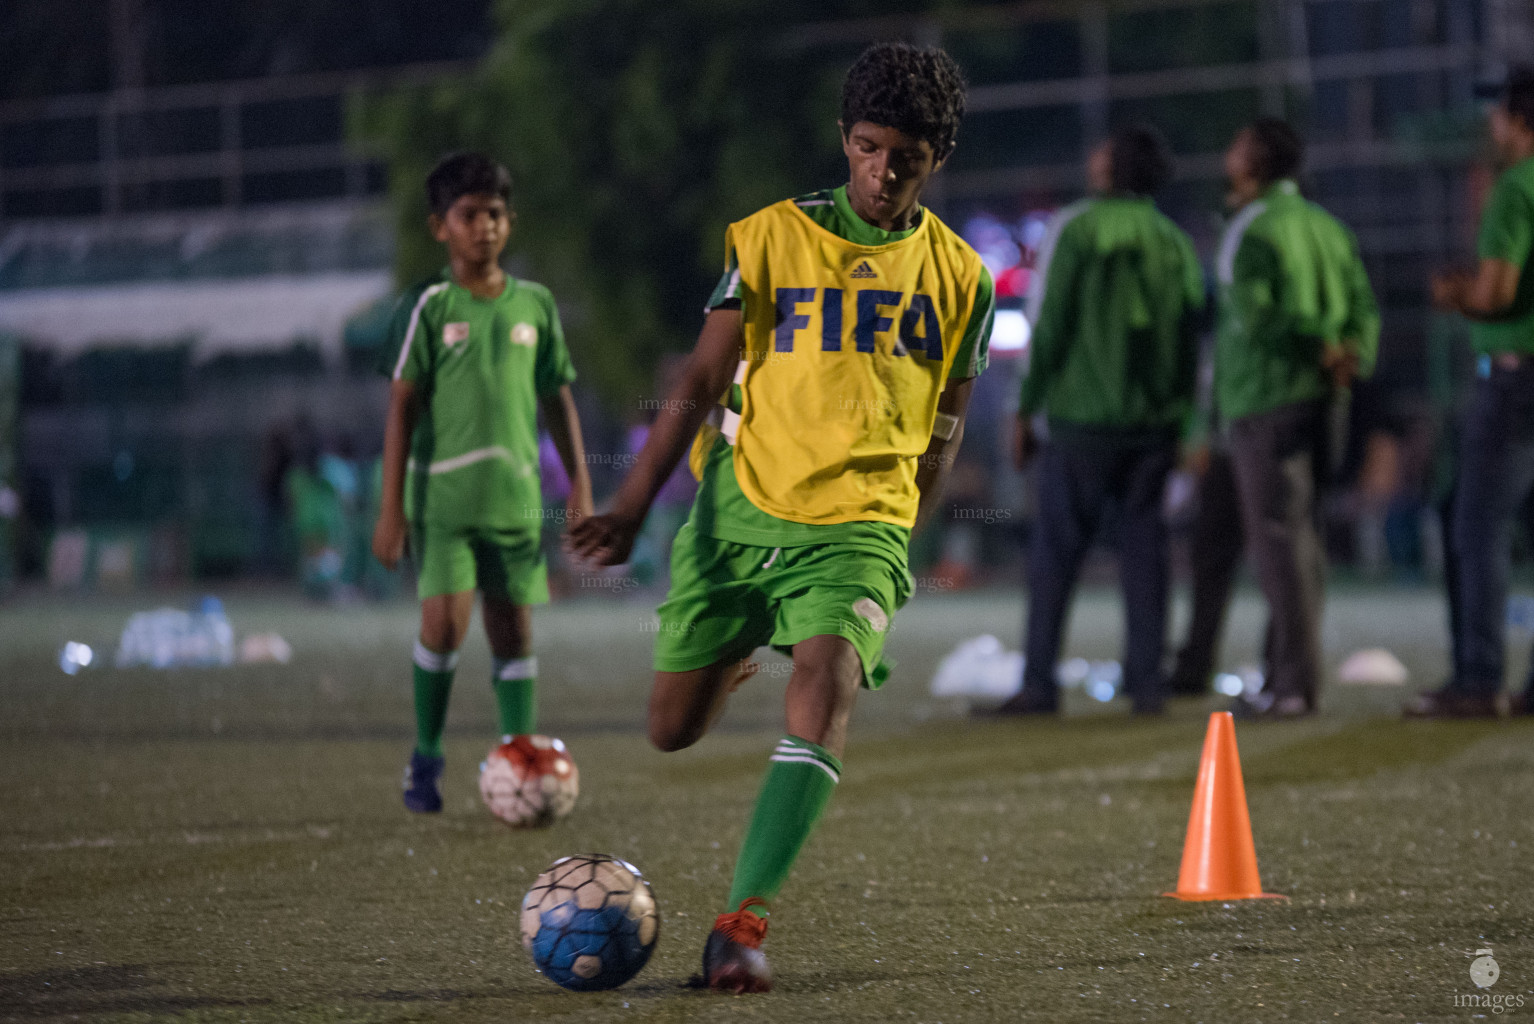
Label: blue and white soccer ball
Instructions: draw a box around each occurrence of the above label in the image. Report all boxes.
[520,854,659,991]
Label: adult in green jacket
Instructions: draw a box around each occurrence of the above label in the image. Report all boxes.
[1215,118,1379,717]
[995,125,1204,717]
[1409,68,1534,718]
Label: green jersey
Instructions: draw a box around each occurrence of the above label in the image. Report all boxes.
[1019,195,1204,430]
[1472,155,1534,355]
[693,185,995,556]
[384,271,576,532]
[1214,179,1380,421]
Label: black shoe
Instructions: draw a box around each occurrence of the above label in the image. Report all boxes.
[979,692,1058,717]
[1231,693,1312,720]
[1509,693,1533,717]
[1402,688,1500,719]
[402,751,445,813]
[1166,660,1212,696]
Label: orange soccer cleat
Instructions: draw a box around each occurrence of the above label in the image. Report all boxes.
[695,897,773,993]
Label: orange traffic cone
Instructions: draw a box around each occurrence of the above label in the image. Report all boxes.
[1163,711,1284,901]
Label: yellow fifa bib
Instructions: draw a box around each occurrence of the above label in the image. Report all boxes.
[698,198,983,528]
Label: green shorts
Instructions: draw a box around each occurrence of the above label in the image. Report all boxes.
[652,523,911,688]
[411,523,550,603]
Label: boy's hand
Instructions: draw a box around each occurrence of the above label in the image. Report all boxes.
[372,512,407,570]
[565,511,642,567]
[1012,413,1039,471]
[1430,268,1470,311]
[1321,343,1359,389]
[1182,442,1212,477]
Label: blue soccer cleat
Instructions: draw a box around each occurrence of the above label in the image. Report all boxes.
[402,751,445,813]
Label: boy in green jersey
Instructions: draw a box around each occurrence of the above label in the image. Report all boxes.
[569,43,992,992]
[373,153,593,812]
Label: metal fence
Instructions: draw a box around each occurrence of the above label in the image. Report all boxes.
[0,60,468,219]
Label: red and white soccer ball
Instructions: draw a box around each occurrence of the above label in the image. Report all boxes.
[479,735,579,827]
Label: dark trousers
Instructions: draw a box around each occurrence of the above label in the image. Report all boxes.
[1021,430,1177,711]
[1448,362,1534,696]
[1228,400,1328,708]
[1172,447,1245,684]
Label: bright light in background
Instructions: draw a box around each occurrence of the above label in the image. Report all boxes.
[1214,673,1245,697]
[59,642,94,675]
[991,309,1030,354]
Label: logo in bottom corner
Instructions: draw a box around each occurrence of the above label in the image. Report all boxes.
[1471,949,1501,989]
[1451,948,1524,1015]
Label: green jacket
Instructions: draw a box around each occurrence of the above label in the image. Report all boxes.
[1215,179,1380,421]
[1471,155,1534,355]
[1020,195,1204,431]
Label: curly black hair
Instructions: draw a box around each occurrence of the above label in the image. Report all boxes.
[1109,124,1173,196]
[841,41,967,160]
[425,152,512,216]
[1245,118,1304,185]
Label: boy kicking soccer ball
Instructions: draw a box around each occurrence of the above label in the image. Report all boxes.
[568,43,992,992]
[373,152,592,813]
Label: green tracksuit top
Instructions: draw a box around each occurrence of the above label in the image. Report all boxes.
[1019,195,1204,430]
[1214,179,1380,421]
[1472,155,1534,355]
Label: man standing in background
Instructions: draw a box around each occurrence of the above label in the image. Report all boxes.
[994,126,1203,717]
[1409,69,1534,718]
[1215,119,1379,718]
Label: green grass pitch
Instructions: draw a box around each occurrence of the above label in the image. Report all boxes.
[2,586,1531,1022]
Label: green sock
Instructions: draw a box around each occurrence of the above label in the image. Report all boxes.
[412,641,458,758]
[492,655,538,736]
[725,736,842,917]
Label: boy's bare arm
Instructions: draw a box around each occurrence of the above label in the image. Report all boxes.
[566,309,744,565]
[372,379,419,570]
[540,384,594,521]
[913,376,975,534]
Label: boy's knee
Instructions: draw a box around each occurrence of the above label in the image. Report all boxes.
[418,623,462,654]
[647,713,702,753]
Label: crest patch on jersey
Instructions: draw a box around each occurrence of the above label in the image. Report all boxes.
[443,322,470,347]
[511,322,538,347]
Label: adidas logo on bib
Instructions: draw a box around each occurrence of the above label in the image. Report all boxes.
[849,261,877,279]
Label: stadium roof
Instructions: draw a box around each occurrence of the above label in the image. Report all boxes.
[0,271,391,362]
[0,199,394,361]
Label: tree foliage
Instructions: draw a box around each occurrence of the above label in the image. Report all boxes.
[353,0,872,408]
